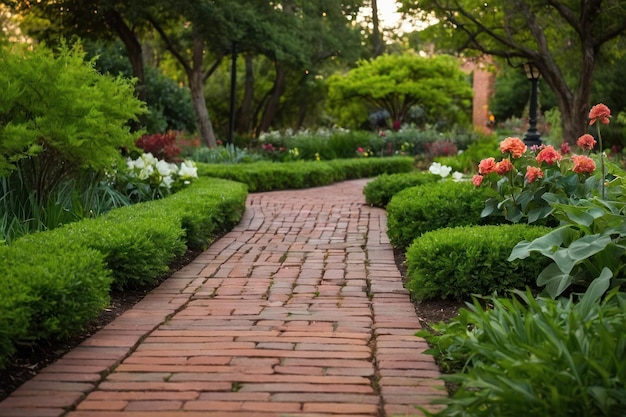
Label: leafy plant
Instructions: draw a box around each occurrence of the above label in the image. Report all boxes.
[419,288,626,416]
[135,131,182,162]
[0,41,145,203]
[509,196,626,298]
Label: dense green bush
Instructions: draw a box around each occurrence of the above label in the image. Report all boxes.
[363,171,439,207]
[386,181,500,249]
[406,224,551,300]
[420,289,626,416]
[22,207,186,290]
[197,157,414,192]
[0,42,144,199]
[0,240,111,366]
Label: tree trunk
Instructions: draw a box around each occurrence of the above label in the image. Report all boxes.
[257,61,288,134]
[371,0,385,57]
[236,54,255,135]
[186,31,217,148]
[104,10,147,127]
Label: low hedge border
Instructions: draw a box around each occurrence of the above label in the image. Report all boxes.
[406,224,552,301]
[363,171,440,207]
[0,177,247,367]
[196,156,415,192]
[386,180,501,249]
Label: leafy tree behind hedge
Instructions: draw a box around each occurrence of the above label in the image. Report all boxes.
[0,42,145,202]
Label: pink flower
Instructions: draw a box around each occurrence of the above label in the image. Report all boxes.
[525,166,544,183]
[576,134,596,151]
[357,147,364,153]
[478,157,497,175]
[495,159,514,175]
[536,145,562,165]
[572,154,596,174]
[589,103,611,125]
[472,174,484,187]
[560,142,571,155]
[500,137,527,158]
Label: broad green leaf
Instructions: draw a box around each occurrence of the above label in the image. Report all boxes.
[537,263,572,297]
[575,268,612,317]
[508,227,577,260]
[567,233,612,262]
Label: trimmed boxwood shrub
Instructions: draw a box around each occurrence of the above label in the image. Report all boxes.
[386,180,500,249]
[406,224,552,300]
[197,157,414,192]
[363,171,439,207]
[0,239,111,366]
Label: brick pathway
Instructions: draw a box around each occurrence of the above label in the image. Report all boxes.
[0,179,445,417]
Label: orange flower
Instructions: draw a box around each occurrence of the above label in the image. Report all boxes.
[576,134,596,151]
[500,137,527,158]
[495,159,514,175]
[572,154,596,174]
[478,157,497,174]
[525,166,544,183]
[472,174,484,187]
[589,103,611,125]
[536,145,562,165]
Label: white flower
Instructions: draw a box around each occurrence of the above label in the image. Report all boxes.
[452,171,464,182]
[178,161,198,179]
[161,175,174,189]
[429,162,452,178]
[156,159,175,176]
[138,164,154,180]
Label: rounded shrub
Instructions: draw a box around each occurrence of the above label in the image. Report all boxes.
[386,180,500,249]
[363,171,439,207]
[405,224,552,300]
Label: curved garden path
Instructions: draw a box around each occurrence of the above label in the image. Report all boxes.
[0,178,444,417]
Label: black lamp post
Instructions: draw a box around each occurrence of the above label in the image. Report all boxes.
[523,62,542,147]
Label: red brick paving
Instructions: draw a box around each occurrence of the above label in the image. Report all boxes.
[0,179,446,417]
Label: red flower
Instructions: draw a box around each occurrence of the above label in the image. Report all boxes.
[478,157,497,175]
[560,142,571,155]
[572,155,596,174]
[525,166,544,183]
[576,134,596,151]
[536,145,562,165]
[589,103,611,125]
[472,174,484,187]
[495,159,514,175]
[500,137,527,158]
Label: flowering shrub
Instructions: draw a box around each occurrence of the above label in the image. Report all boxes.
[425,139,458,158]
[474,135,601,224]
[503,104,626,299]
[135,131,182,162]
[116,152,198,202]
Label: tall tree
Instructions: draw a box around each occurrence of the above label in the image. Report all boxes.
[326,53,473,128]
[401,0,626,142]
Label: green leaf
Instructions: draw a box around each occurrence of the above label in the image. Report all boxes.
[537,263,573,299]
[576,268,612,316]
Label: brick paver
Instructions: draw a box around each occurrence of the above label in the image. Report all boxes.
[0,179,446,417]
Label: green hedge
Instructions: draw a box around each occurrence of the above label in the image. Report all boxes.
[0,239,111,365]
[363,171,439,207]
[386,180,500,249]
[0,177,247,368]
[406,224,551,300]
[197,157,414,192]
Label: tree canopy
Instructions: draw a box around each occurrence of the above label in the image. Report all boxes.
[326,53,473,128]
[400,0,626,142]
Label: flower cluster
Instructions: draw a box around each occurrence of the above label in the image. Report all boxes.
[124,152,197,191]
[473,104,608,223]
[429,162,464,181]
